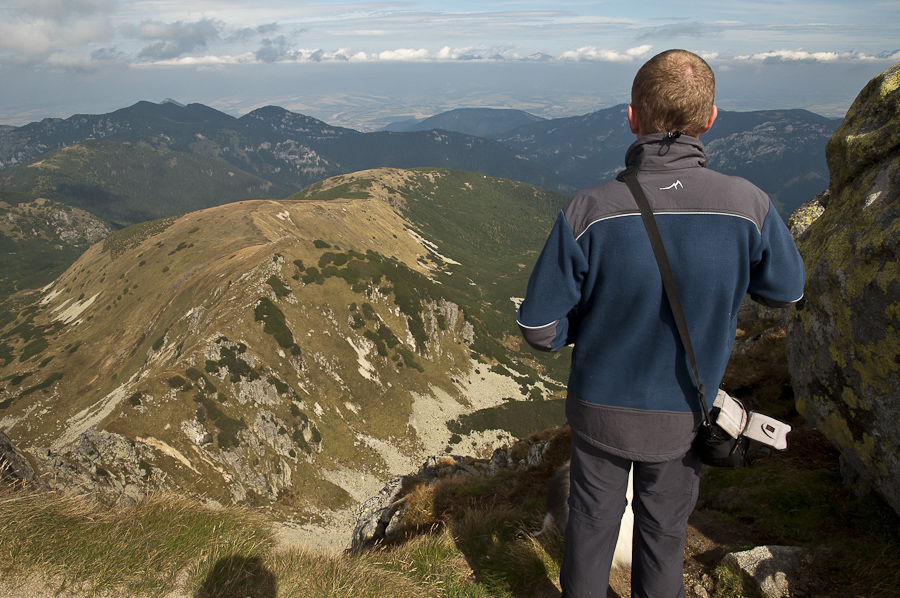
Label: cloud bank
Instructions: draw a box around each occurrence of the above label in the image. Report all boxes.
[1,1,897,73]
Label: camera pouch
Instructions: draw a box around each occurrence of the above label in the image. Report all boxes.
[695,419,750,468]
[694,390,792,467]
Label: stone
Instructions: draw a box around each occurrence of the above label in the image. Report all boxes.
[787,190,828,243]
[1,429,46,489]
[785,61,900,515]
[723,546,810,598]
[350,475,406,548]
[350,429,569,549]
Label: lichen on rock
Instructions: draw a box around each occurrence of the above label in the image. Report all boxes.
[786,61,900,515]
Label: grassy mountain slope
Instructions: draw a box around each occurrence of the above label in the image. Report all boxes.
[0,168,569,522]
[0,139,291,226]
[0,191,113,300]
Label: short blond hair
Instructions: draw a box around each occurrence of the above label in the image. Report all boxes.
[631,49,715,137]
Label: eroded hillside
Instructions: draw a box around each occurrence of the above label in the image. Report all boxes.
[0,168,569,527]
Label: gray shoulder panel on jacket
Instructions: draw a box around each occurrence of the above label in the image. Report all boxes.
[563,169,772,239]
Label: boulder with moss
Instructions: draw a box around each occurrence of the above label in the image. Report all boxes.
[785,61,900,514]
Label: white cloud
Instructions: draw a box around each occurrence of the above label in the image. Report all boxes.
[734,49,883,62]
[177,43,653,64]
[375,48,432,61]
[120,42,900,68]
[559,45,653,62]
[626,45,654,58]
[0,0,114,68]
[347,30,392,36]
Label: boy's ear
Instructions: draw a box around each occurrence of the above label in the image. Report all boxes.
[698,105,718,136]
[627,105,642,136]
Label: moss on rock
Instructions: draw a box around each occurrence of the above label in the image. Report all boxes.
[786,60,900,516]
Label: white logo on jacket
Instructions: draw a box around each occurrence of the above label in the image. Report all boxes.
[660,180,684,190]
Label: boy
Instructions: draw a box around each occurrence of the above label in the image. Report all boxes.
[517,49,805,597]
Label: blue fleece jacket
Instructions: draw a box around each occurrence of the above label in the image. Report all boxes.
[516,133,805,461]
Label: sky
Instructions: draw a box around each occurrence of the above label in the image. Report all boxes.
[1,0,898,130]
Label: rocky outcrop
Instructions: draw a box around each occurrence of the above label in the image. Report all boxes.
[785,62,900,514]
[1,429,45,489]
[350,430,565,549]
[30,428,170,505]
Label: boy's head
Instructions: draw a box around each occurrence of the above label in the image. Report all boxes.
[630,49,716,138]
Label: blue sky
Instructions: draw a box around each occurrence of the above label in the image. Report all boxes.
[1,1,898,128]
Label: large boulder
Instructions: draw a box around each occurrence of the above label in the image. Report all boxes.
[786,62,900,514]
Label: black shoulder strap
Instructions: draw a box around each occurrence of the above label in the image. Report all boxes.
[622,169,712,423]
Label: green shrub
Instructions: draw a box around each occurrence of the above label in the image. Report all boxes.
[254,298,300,354]
[301,267,324,285]
[364,330,388,357]
[292,429,311,454]
[20,372,64,396]
[266,276,292,297]
[208,345,260,383]
[102,216,179,259]
[167,375,190,390]
[9,372,33,386]
[267,376,290,395]
[19,338,49,362]
[195,394,247,450]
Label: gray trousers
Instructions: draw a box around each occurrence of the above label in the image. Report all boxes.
[561,434,700,598]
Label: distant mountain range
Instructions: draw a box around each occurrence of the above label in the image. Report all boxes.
[387,105,840,219]
[0,101,838,225]
[0,98,844,518]
[0,100,840,301]
[0,101,570,218]
[382,108,546,137]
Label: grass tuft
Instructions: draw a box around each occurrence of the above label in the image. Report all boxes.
[0,488,273,596]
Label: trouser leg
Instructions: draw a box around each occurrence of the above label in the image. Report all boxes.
[630,449,700,598]
[560,434,631,598]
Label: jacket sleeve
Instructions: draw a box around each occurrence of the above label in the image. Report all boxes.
[748,201,806,307]
[516,210,589,351]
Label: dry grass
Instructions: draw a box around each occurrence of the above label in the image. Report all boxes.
[0,488,273,597]
[0,484,547,598]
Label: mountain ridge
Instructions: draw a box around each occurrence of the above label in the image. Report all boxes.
[0,102,572,196]
[0,167,569,523]
[0,191,113,299]
[1,100,839,221]
[0,100,839,302]
[381,107,546,137]
[494,104,840,217]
